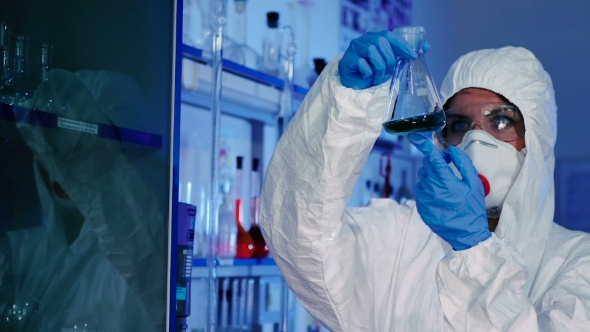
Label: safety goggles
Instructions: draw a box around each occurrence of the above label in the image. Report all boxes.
[436,103,525,146]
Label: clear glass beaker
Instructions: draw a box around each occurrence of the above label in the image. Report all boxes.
[382,26,445,135]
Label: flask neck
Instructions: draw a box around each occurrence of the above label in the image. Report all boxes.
[393,26,425,52]
[13,37,26,75]
[233,0,247,44]
[1,47,10,80]
[0,22,9,48]
[39,45,51,82]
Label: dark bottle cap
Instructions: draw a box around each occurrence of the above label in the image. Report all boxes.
[252,158,260,172]
[313,58,327,75]
[267,12,280,28]
[237,156,243,169]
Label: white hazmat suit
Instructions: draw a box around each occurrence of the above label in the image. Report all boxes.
[259,46,590,331]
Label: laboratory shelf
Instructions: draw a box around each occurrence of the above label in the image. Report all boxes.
[0,103,163,149]
[192,258,280,278]
[193,257,275,267]
[182,44,309,98]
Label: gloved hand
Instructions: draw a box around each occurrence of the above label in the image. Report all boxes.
[338,30,427,90]
[408,133,491,251]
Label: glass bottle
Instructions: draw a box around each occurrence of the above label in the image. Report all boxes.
[372,182,381,199]
[293,0,316,88]
[181,0,199,91]
[0,46,12,104]
[259,12,281,77]
[217,190,238,259]
[361,180,372,206]
[194,0,214,53]
[35,44,53,111]
[248,158,269,258]
[380,152,393,198]
[5,36,35,107]
[234,156,254,259]
[395,170,412,204]
[217,149,238,259]
[0,274,39,331]
[307,58,327,88]
[223,0,260,68]
[382,26,445,135]
[0,20,11,48]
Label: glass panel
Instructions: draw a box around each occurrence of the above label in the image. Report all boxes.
[0,0,175,331]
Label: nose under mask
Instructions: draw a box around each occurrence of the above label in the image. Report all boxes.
[449,130,526,219]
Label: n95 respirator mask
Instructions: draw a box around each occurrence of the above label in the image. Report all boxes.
[449,130,525,218]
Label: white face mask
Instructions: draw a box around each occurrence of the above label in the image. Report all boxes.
[449,130,526,218]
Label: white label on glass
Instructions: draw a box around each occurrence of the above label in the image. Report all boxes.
[57,117,98,135]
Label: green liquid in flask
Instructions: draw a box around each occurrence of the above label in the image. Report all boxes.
[383,110,446,135]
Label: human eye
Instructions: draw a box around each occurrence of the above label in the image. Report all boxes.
[449,119,470,132]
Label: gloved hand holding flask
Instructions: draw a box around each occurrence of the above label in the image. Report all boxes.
[338,30,425,90]
[408,133,492,251]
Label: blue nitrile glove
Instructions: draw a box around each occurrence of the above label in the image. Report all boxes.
[407,133,492,251]
[338,31,429,90]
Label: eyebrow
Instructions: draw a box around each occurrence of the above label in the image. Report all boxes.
[446,113,469,118]
[446,113,470,120]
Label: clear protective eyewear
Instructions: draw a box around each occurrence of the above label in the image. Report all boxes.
[436,103,525,146]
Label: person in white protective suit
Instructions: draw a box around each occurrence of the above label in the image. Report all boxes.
[259,30,590,331]
[0,69,168,331]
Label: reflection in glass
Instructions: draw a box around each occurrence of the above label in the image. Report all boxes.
[0,0,174,330]
[0,46,12,103]
[34,44,53,111]
[0,275,39,331]
[4,36,35,107]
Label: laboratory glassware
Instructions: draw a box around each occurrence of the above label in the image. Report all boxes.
[307,57,327,88]
[362,180,373,206]
[292,0,316,88]
[217,190,238,259]
[380,152,393,198]
[182,0,200,91]
[373,182,381,199]
[223,0,260,68]
[194,0,214,52]
[4,35,35,107]
[382,26,446,135]
[229,278,240,330]
[234,156,255,259]
[183,0,198,46]
[0,46,12,103]
[259,12,281,77]
[193,0,237,57]
[248,158,269,258]
[278,25,296,136]
[0,19,12,48]
[217,149,237,259]
[395,169,412,204]
[62,320,100,331]
[34,43,53,111]
[0,275,39,331]
[207,2,228,329]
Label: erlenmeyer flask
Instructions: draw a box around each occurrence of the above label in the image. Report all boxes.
[382,26,445,135]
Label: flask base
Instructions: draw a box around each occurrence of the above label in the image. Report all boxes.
[383,110,446,135]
